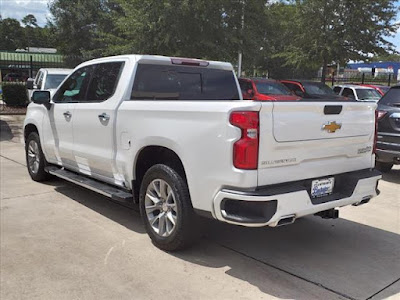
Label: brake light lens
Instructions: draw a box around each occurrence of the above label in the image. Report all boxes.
[374,110,380,154]
[230,111,259,169]
[171,58,209,67]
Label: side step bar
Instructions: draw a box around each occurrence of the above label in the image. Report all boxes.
[45,166,133,204]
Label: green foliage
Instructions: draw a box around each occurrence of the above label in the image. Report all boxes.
[46,0,399,78]
[276,0,399,80]
[2,84,29,107]
[0,15,56,51]
[0,18,25,50]
[21,14,38,27]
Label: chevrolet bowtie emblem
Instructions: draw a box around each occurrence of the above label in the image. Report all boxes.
[322,121,342,133]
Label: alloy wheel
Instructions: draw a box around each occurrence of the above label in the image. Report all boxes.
[145,179,178,237]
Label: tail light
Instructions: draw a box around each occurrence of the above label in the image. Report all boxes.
[377,110,387,120]
[230,111,259,169]
[374,110,387,154]
[373,110,381,154]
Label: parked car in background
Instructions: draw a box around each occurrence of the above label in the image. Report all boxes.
[280,80,347,100]
[333,85,381,102]
[239,78,300,101]
[27,68,72,99]
[375,86,400,172]
[3,73,25,82]
[357,84,390,96]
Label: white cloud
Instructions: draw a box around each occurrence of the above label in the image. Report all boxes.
[0,0,50,26]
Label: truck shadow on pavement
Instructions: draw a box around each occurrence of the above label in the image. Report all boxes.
[53,183,146,234]
[181,217,400,300]
[52,180,399,300]
[381,168,400,184]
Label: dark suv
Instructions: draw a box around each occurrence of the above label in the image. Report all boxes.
[280,80,347,100]
[375,86,400,172]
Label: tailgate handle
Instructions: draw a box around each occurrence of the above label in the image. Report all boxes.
[324,105,342,115]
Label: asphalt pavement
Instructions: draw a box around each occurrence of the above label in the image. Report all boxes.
[1,115,399,300]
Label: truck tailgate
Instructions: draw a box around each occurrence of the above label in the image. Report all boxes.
[258,101,376,186]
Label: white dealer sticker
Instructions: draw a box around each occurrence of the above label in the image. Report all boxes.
[311,177,335,198]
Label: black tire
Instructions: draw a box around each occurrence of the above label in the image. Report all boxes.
[25,132,49,181]
[375,161,393,173]
[139,164,198,251]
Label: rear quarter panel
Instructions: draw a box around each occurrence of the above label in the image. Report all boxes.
[116,100,261,213]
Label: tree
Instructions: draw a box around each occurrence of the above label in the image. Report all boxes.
[49,0,121,59]
[21,14,38,27]
[0,18,25,50]
[277,0,399,82]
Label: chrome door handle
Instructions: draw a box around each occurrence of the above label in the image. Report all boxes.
[98,113,110,121]
[63,111,72,117]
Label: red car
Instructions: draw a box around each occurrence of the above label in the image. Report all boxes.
[238,78,301,101]
[280,79,347,100]
[356,84,390,96]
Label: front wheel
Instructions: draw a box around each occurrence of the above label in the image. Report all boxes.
[375,161,393,173]
[25,132,49,181]
[139,164,198,251]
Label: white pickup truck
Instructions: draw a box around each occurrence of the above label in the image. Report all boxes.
[26,68,72,99]
[24,55,381,251]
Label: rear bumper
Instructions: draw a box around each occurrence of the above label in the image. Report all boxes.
[212,169,381,227]
[376,149,400,164]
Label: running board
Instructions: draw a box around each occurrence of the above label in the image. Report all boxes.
[45,166,133,204]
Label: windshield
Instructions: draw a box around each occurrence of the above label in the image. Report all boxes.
[44,74,68,89]
[379,87,400,106]
[378,86,390,94]
[255,81,291,95]
[302,82,335,95]
[356,89,381,100]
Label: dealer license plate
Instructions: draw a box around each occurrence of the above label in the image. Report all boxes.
[311,177,335,198]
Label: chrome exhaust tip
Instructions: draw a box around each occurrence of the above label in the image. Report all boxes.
[276,215,296,227]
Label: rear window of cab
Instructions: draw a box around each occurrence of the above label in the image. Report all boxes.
[131,64,240,100]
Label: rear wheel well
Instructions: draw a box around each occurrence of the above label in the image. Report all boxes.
[24,124,38,141]
[134,146,187,203]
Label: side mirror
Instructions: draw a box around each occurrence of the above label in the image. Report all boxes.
[32,91,51,109]
[26,78,34,89]
[294,90,305,97]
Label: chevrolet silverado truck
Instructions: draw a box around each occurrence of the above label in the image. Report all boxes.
[24,55,381,251]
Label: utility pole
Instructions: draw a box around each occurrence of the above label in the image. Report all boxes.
[238,52,242,77]
[237,0,244,76]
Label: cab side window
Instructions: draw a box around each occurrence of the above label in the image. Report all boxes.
[342,88,355,99]
[53,66,92,103]
[333,86,341,94]
[85,62,124,102]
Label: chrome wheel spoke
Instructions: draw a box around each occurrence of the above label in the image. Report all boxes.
[145,204,159,214]
[34,143,39,155]
[152,181,161,198]
[160,180,168,200]
[158,212,166,236]
[28,155,35,163]
[146,190,161,205]
[166,211,176,226]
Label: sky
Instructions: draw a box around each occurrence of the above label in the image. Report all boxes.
[1,0,400,52]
